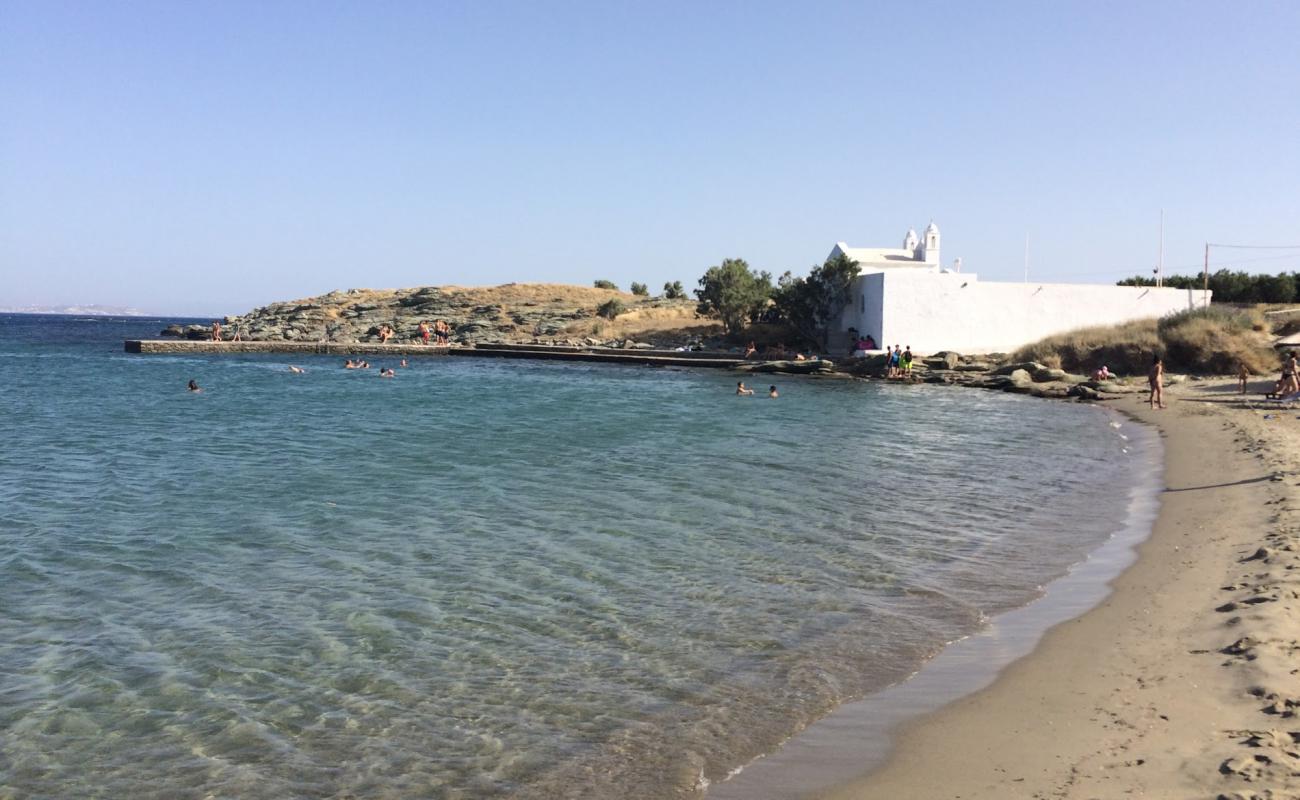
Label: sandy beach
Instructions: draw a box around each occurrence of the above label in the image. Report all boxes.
[810,379,1300,799]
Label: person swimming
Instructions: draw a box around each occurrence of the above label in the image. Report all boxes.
[187,379,201,392]
[769,385,778,398]
[288,365,305,374]
[380,368,396,378]
[399,359,408,368]
[736,381,754,396]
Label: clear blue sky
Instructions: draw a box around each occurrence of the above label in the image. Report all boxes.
[3,0,1298,316]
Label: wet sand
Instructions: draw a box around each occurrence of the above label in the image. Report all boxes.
[812,379,1300,799]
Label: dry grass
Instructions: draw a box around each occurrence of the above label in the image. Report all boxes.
[1013,307,1277,376]
[564,305,721,340]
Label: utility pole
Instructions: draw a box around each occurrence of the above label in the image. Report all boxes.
[1024,234,1029,283]
[1203,242,1210,307]
[1157,209,1164,288]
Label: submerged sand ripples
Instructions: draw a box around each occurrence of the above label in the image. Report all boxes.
[0,321,1141,799]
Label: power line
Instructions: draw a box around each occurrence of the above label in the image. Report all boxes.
[1206,243,1300,250]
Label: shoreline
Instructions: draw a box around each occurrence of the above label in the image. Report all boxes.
[713,379,1300,799]
[811,381,1298,797]
[707,404,1164,799]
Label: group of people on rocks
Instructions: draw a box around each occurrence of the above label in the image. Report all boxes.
[415,320,452,345]
[885,345,913,379]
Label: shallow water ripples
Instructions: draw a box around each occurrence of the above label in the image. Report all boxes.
[0,339,1140,799]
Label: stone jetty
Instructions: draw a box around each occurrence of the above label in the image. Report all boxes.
[124,339,748,369]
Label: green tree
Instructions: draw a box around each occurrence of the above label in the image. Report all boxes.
[1259,272,1298,304]
[596,298,626,319]
[593,279,618,290]
[694,259,773,335]
[630,281,649,296]
[772,253,861,349]
[663,280,686,300]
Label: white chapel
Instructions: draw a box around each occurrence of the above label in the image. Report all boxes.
[828,222,943,272]
[828,221,1204,354]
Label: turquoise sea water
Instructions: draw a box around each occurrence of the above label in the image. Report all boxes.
[0,315,1144,799]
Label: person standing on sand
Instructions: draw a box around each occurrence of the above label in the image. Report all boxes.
[736,381,754,396]
[1283,351,1300,396]
[1148,355,1166,409]
[1238,362,1250,394]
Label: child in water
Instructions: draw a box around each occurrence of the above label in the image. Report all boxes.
[736,381,754,396]
[187,379,201,392]
[768,385,778,398]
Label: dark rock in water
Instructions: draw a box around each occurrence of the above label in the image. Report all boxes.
[740,359,835,374]
[184,325,211,340]
[161,324,185,337]
[1068,384,1101,400]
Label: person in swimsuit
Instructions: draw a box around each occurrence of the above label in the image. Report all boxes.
[736,381,754,396]
[1148,354,1166,409]
[1238,362,1250,394]
[1283,352,1299,396]
[288,365,305,374]
[211,321,222,342]
[768,385,778,398]
[400,359,409,368]
[187,379,201,392]
[419,321,431,345]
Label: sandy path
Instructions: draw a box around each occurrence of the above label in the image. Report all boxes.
[817,380,1300,799]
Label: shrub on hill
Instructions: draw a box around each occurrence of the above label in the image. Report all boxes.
[1013,306,1276,375]
[593,279,619,290]
[663,281,686,300]
[596,299,626,319]
[630,282,649,296]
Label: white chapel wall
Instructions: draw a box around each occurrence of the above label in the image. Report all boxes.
[843,271,1205,354]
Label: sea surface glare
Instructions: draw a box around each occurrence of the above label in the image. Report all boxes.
[0,314,1144,799]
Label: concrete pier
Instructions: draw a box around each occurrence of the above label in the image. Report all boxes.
[123,340,746,369]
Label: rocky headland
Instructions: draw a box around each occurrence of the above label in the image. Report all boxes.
[163,284,718,350]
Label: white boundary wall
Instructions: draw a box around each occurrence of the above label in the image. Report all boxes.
[838,270,1207,354]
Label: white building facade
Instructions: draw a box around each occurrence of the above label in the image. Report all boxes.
[834,223,1206,354]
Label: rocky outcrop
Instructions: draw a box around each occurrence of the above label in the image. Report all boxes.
[212,284,706,349]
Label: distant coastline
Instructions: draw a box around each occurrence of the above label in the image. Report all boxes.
[0,305,148,317]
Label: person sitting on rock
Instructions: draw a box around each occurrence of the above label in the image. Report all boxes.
[1093,365,1111,381]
